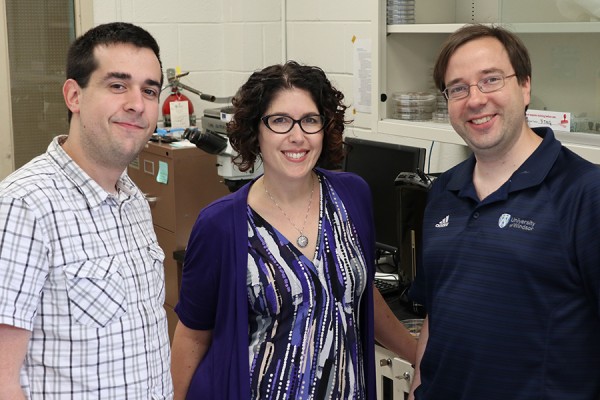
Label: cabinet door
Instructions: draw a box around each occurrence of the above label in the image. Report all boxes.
[128,149,177,232]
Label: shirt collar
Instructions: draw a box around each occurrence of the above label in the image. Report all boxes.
[47,136,140,208]
[447,127,561,196]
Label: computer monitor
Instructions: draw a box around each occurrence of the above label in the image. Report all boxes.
[342,136,426,257]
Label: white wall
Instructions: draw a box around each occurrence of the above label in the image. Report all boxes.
[92,0,373,134]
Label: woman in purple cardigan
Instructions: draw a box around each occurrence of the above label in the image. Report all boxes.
[171,61,416,399]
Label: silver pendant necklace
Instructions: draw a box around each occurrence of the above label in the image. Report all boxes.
[263,174,315,248]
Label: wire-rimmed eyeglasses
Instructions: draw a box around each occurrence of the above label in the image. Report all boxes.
[442,73,517,101]
[261,114,326,134]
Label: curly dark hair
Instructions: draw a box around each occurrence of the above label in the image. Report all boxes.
[227,61,349,171]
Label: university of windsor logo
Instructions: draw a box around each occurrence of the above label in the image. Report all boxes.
[498,213,511,228]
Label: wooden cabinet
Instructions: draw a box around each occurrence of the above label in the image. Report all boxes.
[371,0,600,165]
[128,141,230,340]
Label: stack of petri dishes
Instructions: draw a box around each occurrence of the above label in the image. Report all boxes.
[387,0,415,24]
[392,91,436,121]
[432,93,449,123]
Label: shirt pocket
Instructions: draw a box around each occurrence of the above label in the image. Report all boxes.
[62,257,127,328]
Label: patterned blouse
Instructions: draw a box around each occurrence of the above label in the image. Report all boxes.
[246,171,368,399]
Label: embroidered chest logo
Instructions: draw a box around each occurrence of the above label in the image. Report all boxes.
[498,213,536,231]
[435,215,450,228]
[498,213,511,228]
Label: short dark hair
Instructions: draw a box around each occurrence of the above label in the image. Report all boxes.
[433,24,531,93]
[227,61,349,171]
[66,22,163,121]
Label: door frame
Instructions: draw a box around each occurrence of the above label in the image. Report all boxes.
[0,0,93,179]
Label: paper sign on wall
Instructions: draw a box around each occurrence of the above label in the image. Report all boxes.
[526,109,571,132]
[353,38,372,114]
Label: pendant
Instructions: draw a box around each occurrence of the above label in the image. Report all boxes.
[297,235,308,248]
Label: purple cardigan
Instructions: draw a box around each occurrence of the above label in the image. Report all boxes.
[175,168,377,399]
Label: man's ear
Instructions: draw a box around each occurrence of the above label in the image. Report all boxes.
[521,75,531,109]
[63,79,82,115]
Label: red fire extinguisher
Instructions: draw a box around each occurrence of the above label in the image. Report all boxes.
[161,68,218,127]
[162,85,195,127]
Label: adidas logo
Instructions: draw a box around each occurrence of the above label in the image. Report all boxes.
[435,215,449,228]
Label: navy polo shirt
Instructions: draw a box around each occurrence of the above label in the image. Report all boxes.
[410,128,600,400]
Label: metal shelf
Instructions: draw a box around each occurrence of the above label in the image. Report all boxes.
[387,22,600,34]
[377,118,600,163]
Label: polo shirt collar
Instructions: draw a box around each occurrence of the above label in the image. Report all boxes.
[447,127,561,199]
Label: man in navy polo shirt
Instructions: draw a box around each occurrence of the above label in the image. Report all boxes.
[409,24,600,400]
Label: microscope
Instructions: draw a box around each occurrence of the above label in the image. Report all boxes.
[161,68,263,192]
[184,107,263,192]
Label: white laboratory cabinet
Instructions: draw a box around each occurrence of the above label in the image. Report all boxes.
[371,0,600,166]
[375,344,414,399]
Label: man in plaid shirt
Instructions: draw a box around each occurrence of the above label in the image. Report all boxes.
[0,22,173,399]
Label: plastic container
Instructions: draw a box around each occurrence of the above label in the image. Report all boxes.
[401,318,425,338]
[391,92,436,120]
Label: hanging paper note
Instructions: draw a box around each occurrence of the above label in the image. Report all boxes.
[170,101,190,128]
[157,161,169,184]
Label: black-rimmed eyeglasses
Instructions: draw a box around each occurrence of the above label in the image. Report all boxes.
[261,114,326,134]
[443,73,517,101]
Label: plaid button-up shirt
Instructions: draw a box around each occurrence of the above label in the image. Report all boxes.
[0,136,173,399]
